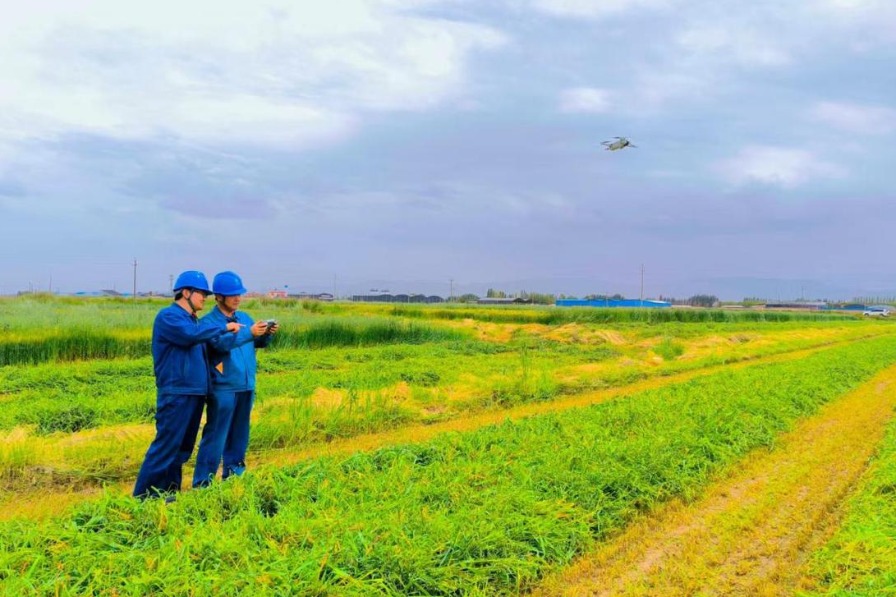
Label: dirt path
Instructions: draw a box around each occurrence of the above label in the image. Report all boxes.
[532,365,896,596]
[2,337,890,522]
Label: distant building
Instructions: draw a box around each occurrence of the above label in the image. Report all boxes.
[556,299,671,308]
[352,294,444,304]
[266,289,288,299]
[837,303,866,312]
[291,292,334,302]
[764,301,827,310]
[68,289,123,297]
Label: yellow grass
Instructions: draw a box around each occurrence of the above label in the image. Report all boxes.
[532,366,896,596]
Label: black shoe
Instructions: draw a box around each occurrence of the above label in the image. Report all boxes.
[164,495,177,504]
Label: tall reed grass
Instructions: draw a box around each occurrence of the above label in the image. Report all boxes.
[273,318,467,349]
[0,330,150,366]
[0,319,466,366]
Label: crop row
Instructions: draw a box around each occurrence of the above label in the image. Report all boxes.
[0,318,467,366]
[3,336,896,595]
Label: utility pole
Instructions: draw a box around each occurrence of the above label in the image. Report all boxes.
[449,278,454,302]
[169,274,174,295]
[133,259,138,300]
[639,264,644,306]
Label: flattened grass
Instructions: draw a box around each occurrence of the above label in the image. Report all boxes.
[800,410,896,594]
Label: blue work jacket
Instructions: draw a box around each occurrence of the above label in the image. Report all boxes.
[203,306,273,392]
[152,304,230,395]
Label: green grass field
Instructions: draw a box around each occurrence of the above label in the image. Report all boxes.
[1,296,894,594]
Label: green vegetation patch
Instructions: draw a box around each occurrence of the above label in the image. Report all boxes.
[0,330,150,366]
[0,359,156,433]
[3,337,896,595]
[0,315,469,366]
[273,318,469,349]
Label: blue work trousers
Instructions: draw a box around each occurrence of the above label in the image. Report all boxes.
[133,393,206,499]
[193,389,255,487]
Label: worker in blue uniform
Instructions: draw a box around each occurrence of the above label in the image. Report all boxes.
[133,270,240,500]
[192,271,278,487]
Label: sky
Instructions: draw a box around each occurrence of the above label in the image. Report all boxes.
[1,0,894,301]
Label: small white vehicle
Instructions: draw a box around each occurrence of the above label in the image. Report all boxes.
[863,308,890,317]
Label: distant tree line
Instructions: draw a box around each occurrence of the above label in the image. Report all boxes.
[583,294,625,301]
[686,294,719,308]
[482,289,555,305]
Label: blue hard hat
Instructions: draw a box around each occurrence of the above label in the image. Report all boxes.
[173,270,211,293]
[212,271,247,296]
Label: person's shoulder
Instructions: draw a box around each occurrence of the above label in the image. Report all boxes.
[202,307,225,322]
[156,304,183,320]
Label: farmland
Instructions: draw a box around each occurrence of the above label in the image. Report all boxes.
[1,296,896,594]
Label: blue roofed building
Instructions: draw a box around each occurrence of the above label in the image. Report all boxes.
[556,299,671,308]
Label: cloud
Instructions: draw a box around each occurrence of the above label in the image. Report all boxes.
[0,177,26,197]
[567,6,797,115]
[809,0,896,45]
[809,101,896,135]
[714,146,846,188]
[0,1,505,150]
[558,87,612,113]
[531,0,673,19]
[675,24,791,67]
[583,2,892,115]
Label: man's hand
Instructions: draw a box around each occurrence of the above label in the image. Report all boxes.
[250,320,269,337]
[225,322,242,333]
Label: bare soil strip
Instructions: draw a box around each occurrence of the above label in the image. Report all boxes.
[1,337,888,522]
[532,365,896,596]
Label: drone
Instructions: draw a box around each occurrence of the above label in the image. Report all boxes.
[601,136,637,151]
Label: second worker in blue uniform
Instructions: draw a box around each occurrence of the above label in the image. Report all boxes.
[193,271,278,487]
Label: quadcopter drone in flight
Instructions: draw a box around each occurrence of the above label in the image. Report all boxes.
[601,136,637,151]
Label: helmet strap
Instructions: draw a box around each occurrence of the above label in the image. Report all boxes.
[184,290,199,315]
